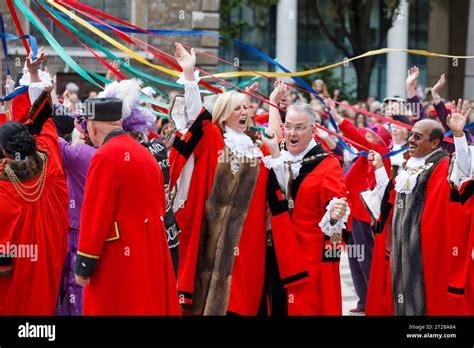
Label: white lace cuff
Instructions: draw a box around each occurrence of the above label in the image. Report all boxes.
[262,154,285,169]
[19,70,53,87]
[318,198,350,237]
[176,70,201,86]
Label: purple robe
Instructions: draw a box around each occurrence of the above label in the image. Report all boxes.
[56,138,96,315]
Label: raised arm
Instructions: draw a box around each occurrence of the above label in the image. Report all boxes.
[447,99,472,186]
[406,66,427,121]
[329,100,383,152]
[268,80,290,138]
[175,43,202,123]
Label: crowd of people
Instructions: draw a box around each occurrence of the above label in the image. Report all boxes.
[0,43,473,316]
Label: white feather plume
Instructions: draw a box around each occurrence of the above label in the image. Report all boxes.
[98,78,143,120]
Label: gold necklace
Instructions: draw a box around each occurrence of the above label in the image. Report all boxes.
[4,152,48,203]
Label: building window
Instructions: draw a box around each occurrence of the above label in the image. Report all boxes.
[29,0,131,48]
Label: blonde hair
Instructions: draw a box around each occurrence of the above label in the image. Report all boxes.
[312,79,329,98]
[212,91,247,131]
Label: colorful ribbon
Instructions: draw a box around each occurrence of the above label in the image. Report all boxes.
[14,0,103,88]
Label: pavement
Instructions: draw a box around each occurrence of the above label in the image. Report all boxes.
[340,251,361,315]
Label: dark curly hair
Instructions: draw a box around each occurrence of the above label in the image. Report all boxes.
[0,121,37,159]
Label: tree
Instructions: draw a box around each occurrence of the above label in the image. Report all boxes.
[313,0,402,100]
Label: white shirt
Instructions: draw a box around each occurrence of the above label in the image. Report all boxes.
[177,71,203,127]
[263,139,317,193]
[375,138,472,198]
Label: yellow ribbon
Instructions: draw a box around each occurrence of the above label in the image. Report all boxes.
[48,0,474,80]
[207,48,474,78]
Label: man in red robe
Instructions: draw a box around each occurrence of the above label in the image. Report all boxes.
[447,104,474,315]
[0,50,68,315]
[366,102,471,315]
[263,102,350,315]
[74,98,180,315]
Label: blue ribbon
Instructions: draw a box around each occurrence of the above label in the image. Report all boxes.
[0,85,28,102]
[0,32,38,61]
[444,123,474,137]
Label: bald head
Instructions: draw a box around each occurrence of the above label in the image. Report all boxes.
[87,119,122,147]
[408,119,444,158]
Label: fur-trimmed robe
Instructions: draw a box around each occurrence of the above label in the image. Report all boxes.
[391,149,450,315]
[190,147,260,315]
[369,149,457,315]
[170,109,268,316]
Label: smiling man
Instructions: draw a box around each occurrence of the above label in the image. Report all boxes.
[368,101,472,315]
[263,102,350,315]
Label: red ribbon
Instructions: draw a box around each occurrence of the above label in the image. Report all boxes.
[7,0,30,54]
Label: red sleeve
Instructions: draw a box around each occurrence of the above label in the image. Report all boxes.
[35,119,62,168]
[320,157,352,230]
[320,157,349,205]
[169,108,216,189]
[339,119,388,154]
[0,192,21,275]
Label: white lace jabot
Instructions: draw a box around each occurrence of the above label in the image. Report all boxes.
[223,126,263,159]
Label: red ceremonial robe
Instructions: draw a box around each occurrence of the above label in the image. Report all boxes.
[366,182,395,315]
[339,119,391,224]
[169,109,268,315]
[0,97,69,315]
[451,180,474,314]
[368,155,454,315]
[76,131,180,315]
[267,143,349,315]
[443,185,472,315]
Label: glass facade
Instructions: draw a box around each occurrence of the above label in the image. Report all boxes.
[219,0,430,100]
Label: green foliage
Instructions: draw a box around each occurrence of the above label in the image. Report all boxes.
[300,61,355,102]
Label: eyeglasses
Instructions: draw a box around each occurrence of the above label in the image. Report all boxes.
[408,131,430,141]
[283,123,310,132]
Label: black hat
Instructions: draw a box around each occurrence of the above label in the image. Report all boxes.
[83,98,122,122]
[0,121,29,147]
[53,115,75,135]
[383,96,406,105]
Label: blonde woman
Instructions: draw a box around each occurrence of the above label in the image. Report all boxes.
[169,44,269,316]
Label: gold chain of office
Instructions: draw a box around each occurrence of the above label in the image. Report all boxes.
[4,152,48,203]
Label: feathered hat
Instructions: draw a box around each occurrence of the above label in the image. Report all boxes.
[98,79,155,134]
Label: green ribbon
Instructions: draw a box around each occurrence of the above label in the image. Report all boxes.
[35,0,260,94]
[14,0,102,88]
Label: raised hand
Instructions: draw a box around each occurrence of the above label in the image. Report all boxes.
[260,129,280,158]
[406,66,419,98]
[4,75,15,94]
[245,82,259,105]
[326,98,343,125]
[447,98,471,137]
[431,73,446,99]
[105,60,121,82]
[26,47,48,76]
[269,80,290,104]
[175,42,196,81]
[245,81,259,96]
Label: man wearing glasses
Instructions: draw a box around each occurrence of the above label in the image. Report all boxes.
[262,102,350,315]
[368,100,472,315]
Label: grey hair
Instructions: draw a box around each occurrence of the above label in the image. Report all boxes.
[287,102,318,126]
